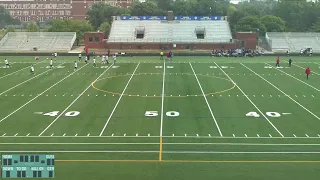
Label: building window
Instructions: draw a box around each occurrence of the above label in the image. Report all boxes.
[95,37,100,42]
[89,37,93,42]
[65,10,70,16]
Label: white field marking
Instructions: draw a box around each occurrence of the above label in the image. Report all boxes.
[14,133,18,136]
[172,134,175,137]
[245,134,247,137]
[185,134,187,137]
[216,63,284,137]
[4,142,320,146]
[282,113,292,115]
[2,135,320,138]
[293,134,296,137]
[111,134,114,136]
[124,134,126,136]
[233,134,235,137]
[63,133,66,136]
[318,134,320,137]
[293,64,320,75]
[303,95,306,97]
[269,134,272,137]
[26,133,30,136]
[75,134,78,136]
[99,63,140,136]
[2,133,6,136]
[208,134,211,137]
[160,60,166,138]
[148,134,150,137]
[189,63,223,136]
[51,133,54,136]
[266,63,320,92]
[87,133,90,136]
[136,133,138,136]
[0,64,63,96]
[196,134,199,137]
[306,134,309,137]
[257,134,260,137]
[242,63,320,121]
[38,64,113,136]
[312,95,315,97]
[0,65,31,79]
[0,64,88,124]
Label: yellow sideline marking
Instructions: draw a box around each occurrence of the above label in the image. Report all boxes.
[55,160,320,163]
[91,73,236,98]
[159,137,163,161]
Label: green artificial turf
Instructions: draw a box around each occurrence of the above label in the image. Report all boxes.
[0,55,320,179]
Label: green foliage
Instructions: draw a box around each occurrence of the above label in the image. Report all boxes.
[311,17,320,32]
[47,19,94,41]
[130,2,161,16]
[27,22,39,32]
[0,7,20,28]
[6,26,15,33]
[261,15,286,32]
[86,3,122,29]
[98,22,110,37]
[235,16,266,35]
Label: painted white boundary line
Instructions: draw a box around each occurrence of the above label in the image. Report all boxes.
[0,135,319,138]
[99,63,140,136]
[189,63,223,136]
[160,60,165,137]
[215,62,284,137]
[0,64,88,123]
[38,64,114,136]
[242,63,320,121]
[3,142,320,145]
[0,65,31,79]
[293,64,320,76]
[266,63,320,92]
[0,63,64,96]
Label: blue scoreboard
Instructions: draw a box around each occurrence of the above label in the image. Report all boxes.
[1,154,55,178]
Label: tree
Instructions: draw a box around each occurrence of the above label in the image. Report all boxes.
[235,16,266,35]
[311,17,320,32]
[261,15,286,32]
[27,22,39,32]
[0,7,20,28]
[130,2,160,16]
[47,20,94,45]
[98,22,110,37]
[87,3,122,29]
[6,26,15,33]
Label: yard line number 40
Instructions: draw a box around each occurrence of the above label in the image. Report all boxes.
[246,112,281,118]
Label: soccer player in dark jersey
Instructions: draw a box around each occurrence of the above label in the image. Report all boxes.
[288,58,292,67]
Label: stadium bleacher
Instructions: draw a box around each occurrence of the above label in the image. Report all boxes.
[0,32,76,52]
[108,16,232,43]
[266,32,320,52]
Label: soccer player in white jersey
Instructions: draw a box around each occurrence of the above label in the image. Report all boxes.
[113,54,117,64]
[30,65,34,74]
[78,54,82,61]
[93,57,96,67]
[50,58,53,69]
[4,59,10,68]
[74,61,78,71]
[102,54,106,64]
[53,52,57,61]
[85,56,88,64]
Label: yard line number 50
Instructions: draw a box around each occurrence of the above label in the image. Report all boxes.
[145,111,180,117]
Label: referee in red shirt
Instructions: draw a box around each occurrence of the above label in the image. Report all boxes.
[305,67,311,80]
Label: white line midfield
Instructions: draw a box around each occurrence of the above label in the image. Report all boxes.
[189,63,223,137]
[0,63,64,96]
[38,64,114,136]
[99,63,140,136]
[214,62,284,137]
[0,65,31,80]
[241,63,320,121]
[0,64,88,124]
[160,60,166,137]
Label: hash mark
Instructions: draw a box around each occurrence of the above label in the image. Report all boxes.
[293,134,296,137]
[87,133,90,136]
[2,133,6,136]
[305,134,309,137]
[14,133,18,136]
[26,133,30,136]
[269,134,272,137]
[51,133,54,136]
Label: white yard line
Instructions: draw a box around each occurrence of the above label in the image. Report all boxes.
[293,64,320,76]
[189,63,223,136]
[0,64,88,124]
[242,63,320,121]
[265,63,320,92]
[99,63,140,136]
[3,142,320,145]
[160,60,166,137]
[0,65,31,80]
[215,62,284,137]
[38,64,114,136]
[0,63,64,96]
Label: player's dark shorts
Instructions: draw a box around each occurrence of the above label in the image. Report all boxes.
[74,67,77,69]
[79,57,82,60]
[6,63,9,66]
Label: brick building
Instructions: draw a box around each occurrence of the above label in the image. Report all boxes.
[0,0,133,22]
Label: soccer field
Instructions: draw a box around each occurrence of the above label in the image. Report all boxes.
[1,55,320,179]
